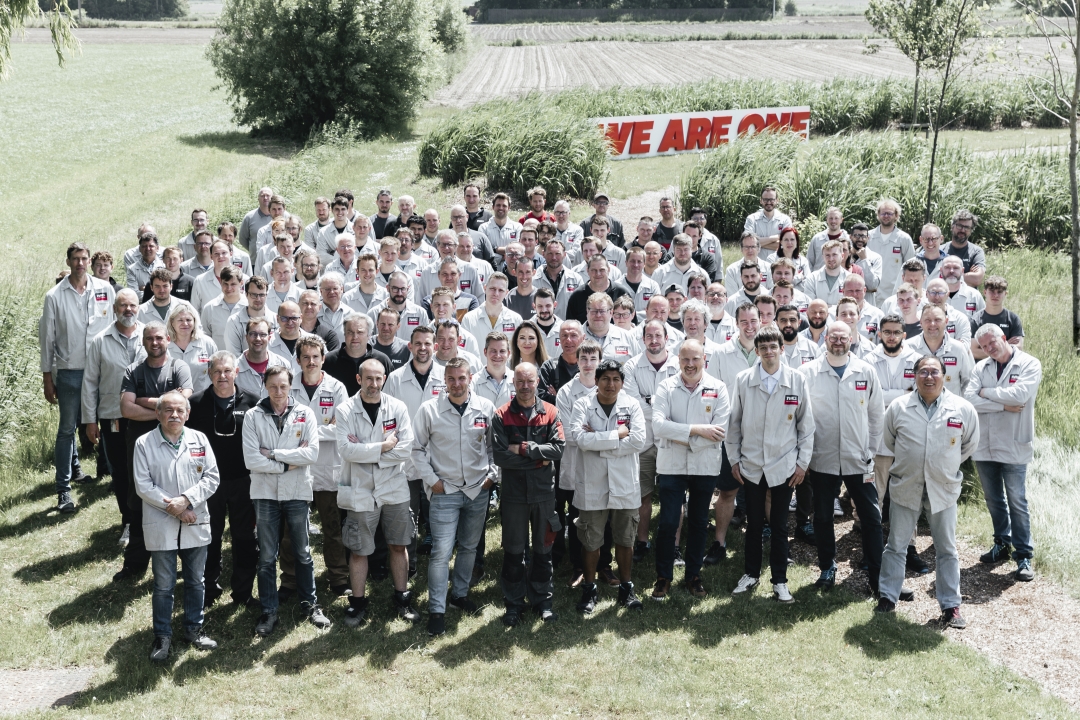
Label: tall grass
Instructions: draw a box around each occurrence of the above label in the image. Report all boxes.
[680,132,1070,249]
[0,283,51,463]
[418,76,1068,200]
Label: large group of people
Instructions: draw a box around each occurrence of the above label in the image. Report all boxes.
[39,182,1042,662]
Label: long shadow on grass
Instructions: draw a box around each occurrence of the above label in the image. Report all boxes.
[844,613,946,659]
[0,477,114,540]
[14,525,123,583]
[177,131,299,159]
[47,576,152,627]
[0,479,58,514]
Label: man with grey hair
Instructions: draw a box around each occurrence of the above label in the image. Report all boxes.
[367,270,428,342]
[677,299,723,380]
[238,186,274,251]
[83,288,144,545]
[965,324,1042,581]
[324,312,392,396]
[188,350,261,608]
[318,272,348,337]
[924,278,972,345]
[415,228,482,300]
[325,235,361,289]
[136,390,220,662]
[940,255,984,322]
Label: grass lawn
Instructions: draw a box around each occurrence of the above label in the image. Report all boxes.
[2,40,1079,716]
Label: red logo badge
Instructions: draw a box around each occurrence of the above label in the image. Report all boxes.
[382,418,397,432]
[473,417,488,429]
[947,418,962,429]
[855,381,868,391]
[943,356,957,366]
[702,389,718,399]
[784,395,799,406]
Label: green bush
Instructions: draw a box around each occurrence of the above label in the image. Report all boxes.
[433,0,470,53]
[79,0,188,19]
[485,115,609,200]
[418,76,1069,199]
[208,0,445,139]
[679,132,1070,250]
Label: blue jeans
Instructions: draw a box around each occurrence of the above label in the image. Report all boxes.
[254,499,317,614]
[977,461,1033,559]
[427,490,488,613]
[53,369,84,493]
[151,545,207,638]
[656,474,717,581]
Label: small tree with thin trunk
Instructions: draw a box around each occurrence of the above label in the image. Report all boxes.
[0,0,79,79]
[1013,0,1080,348]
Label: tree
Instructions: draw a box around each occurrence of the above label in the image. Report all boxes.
[1013,0,1080,348]
[207,0,449,140]
[0,0,79,79]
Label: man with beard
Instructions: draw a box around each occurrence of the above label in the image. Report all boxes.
[835,298,876,360]
[800,299,830,348]
[530,288,563,359]
[804,241,849,306]
[293,248,322,291]
[867,199,916,304]
[777,304,820,370]
[367,271,427,343]
[724,232,771,295]
[848,223,883,305]
[940,255,984,323]
[705,283,737,345]
[533,239,584,320]
[799,322,885,594]
[946,209,986,288]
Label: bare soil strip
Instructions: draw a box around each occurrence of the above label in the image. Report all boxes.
[0,668,95,715]
[16,27,215,44]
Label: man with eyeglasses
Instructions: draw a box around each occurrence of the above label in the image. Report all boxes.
[923,278,973,345]
[582,293,636,363]
[916,223,948,282]
[867,199,916,304]
[724,232,771,295]
[878,356,978,629]
[946,209,986,288]
[578,191,625,248]
[705,283,737,344]
[799,321,884,594]
[366,270,426,342]
[847,223,883,304]
[908,303,974,397]
[235,318,290,399]
[187,350,261,609]
[224,276,278,356]
[743,186,791,252]
[180,229,215,279]
[293,248,322,291]
[551,200,584,265]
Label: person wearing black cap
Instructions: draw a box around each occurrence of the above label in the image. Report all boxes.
[579,192,625,248]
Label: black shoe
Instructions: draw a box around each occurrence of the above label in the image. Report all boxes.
[899,585,915,602]
[814,564,837,590]
[794,522,816,546]
[980,541,1012,565]
[393,590,420,622]
[427,612,446,637]
[418,533,433,556]
[576,583,598,614]
[537,607,558,623]
[673,547,686,567]
[369,565,389,582]
[703,541,726,566]
[112,566,141,583]
[277,586,295,604]
[874,598,896,614]
[502,607,522,627]
[331,584,351,597]
[618,581,643,610]
[254,612,278,636]
[182,628,218,650]
[632,540,651,563]
[72,473,95,485]
[761,524,772,541]
[449,596,480,615]
[344,596,369,628]
[942,606,967,629]
[906,546,931,575]
[730,507,745,527]
[149,635,171,662]
[57,492,76,514]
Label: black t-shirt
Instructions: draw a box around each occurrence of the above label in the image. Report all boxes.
[372,215,391,240]
[947,241,986,273]
[467,208,492,231]
[413,363,431,390]
[625,279,640,293]
[566,283,631,325]
[374,339,411,371]
[361,399,380,425]
[302,380,319,400]
[281,336,298,356]
[599,400,616,417]
[902,321,922,340]
[973,308,1024,340]
[654,221,683,248]
[449,398,469,416]
[121,357,192,399]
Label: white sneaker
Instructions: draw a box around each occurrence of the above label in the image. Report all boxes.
[118,524,130,548]
[732,574,759,596]
[833,498,843,517]
[788,495,797,512]
[773,583,794,603]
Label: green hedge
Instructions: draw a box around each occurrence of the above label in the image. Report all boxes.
[418,76,1068,199]
[679,132,1071,250]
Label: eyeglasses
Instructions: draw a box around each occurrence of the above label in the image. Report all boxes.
[878,211,896,217]
[247,293,267,300]
[613,311,633,320]
[917,369,942,378]
[246,332,269,339]
[707,291,726,298]
[279,316,300,323]
[587,308,610,316]
[926,290,947,297]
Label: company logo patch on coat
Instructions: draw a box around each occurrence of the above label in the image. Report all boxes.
[432,383,446,396]
[1009,373,1020,384]
[616,413,631,426]
[294,415,306,423]
[319,396,334,407]
[382,418,397,432]
[197,352,210,364]
[473,417,488,429]
[892,246,902,254]
[615,345,630,356]
[855,381,868,391]
[407,317,420,326]
[94,290,109,302]
[642,291,654,301]
[947,418,963,429]
[784,395,799,406]
[701,389,719,399]
[865,323,878,334]
[502,323,516,332]
[461,280,471,292]
[966,302,977,312]
[904,368,916,379]
[943,356,957,367]
[567,283,578,293]
[190,447,206,458]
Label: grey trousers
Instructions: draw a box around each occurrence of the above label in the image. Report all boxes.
[879,489,960,610]
[500,499,557,611]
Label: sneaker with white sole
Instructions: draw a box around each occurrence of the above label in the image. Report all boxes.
[732,574,759,596]
[788,495,797,512]
[773,583,794,604]
[1015,558,1034,582]
[833,498,844,517]
[118,524,130,548]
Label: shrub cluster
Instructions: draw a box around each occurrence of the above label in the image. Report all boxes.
[418,76,1068,204]
[679,132,1070,250]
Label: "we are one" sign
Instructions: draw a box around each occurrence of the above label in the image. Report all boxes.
[593,106,810,160]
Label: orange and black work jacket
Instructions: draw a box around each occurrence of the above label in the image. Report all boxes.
[492,397,565,504]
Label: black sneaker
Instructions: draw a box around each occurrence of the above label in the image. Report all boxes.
[331,584,351,597]
[418,533,433,556]
[632,540,651,563]
[794,522,816,546]
[537,607,558,623]
[899,585,915,602]
[814,564,837,590]
[874,598,896,614]
[149,635,171,662]
[182,628,217,650]
[344,597,369,627]
[618,581,643,610]
[1015,558,1035,582]
[57,492,76,514]
[980,541,1012,565]
[703,541,726,566]
[393,590,420,622]
[502,607,522,627]
[449,596,480,615]
[427,612,446,637]
[730,507,745,527]
[112,566,141,583]
[906,546,931,575]
[576,583,598,614]
[72,472,95,485]
[254,612,278,637]
[673,547,686,567]
[942,606,967,629]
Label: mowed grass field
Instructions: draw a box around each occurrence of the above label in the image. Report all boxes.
[1,39,1078,718]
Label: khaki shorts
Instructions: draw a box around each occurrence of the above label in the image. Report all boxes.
[342,502,415,556]
[575,508,639,552]
[639,445,658,498]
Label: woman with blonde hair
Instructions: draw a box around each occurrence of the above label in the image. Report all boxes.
[166,302,217,394]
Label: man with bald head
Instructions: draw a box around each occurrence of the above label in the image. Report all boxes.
[839,273,884,345]
[924,278,972,345]
[799,321,885,594]
[493,362,566,626]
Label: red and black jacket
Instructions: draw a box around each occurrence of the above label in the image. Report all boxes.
[492,397,565,504]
